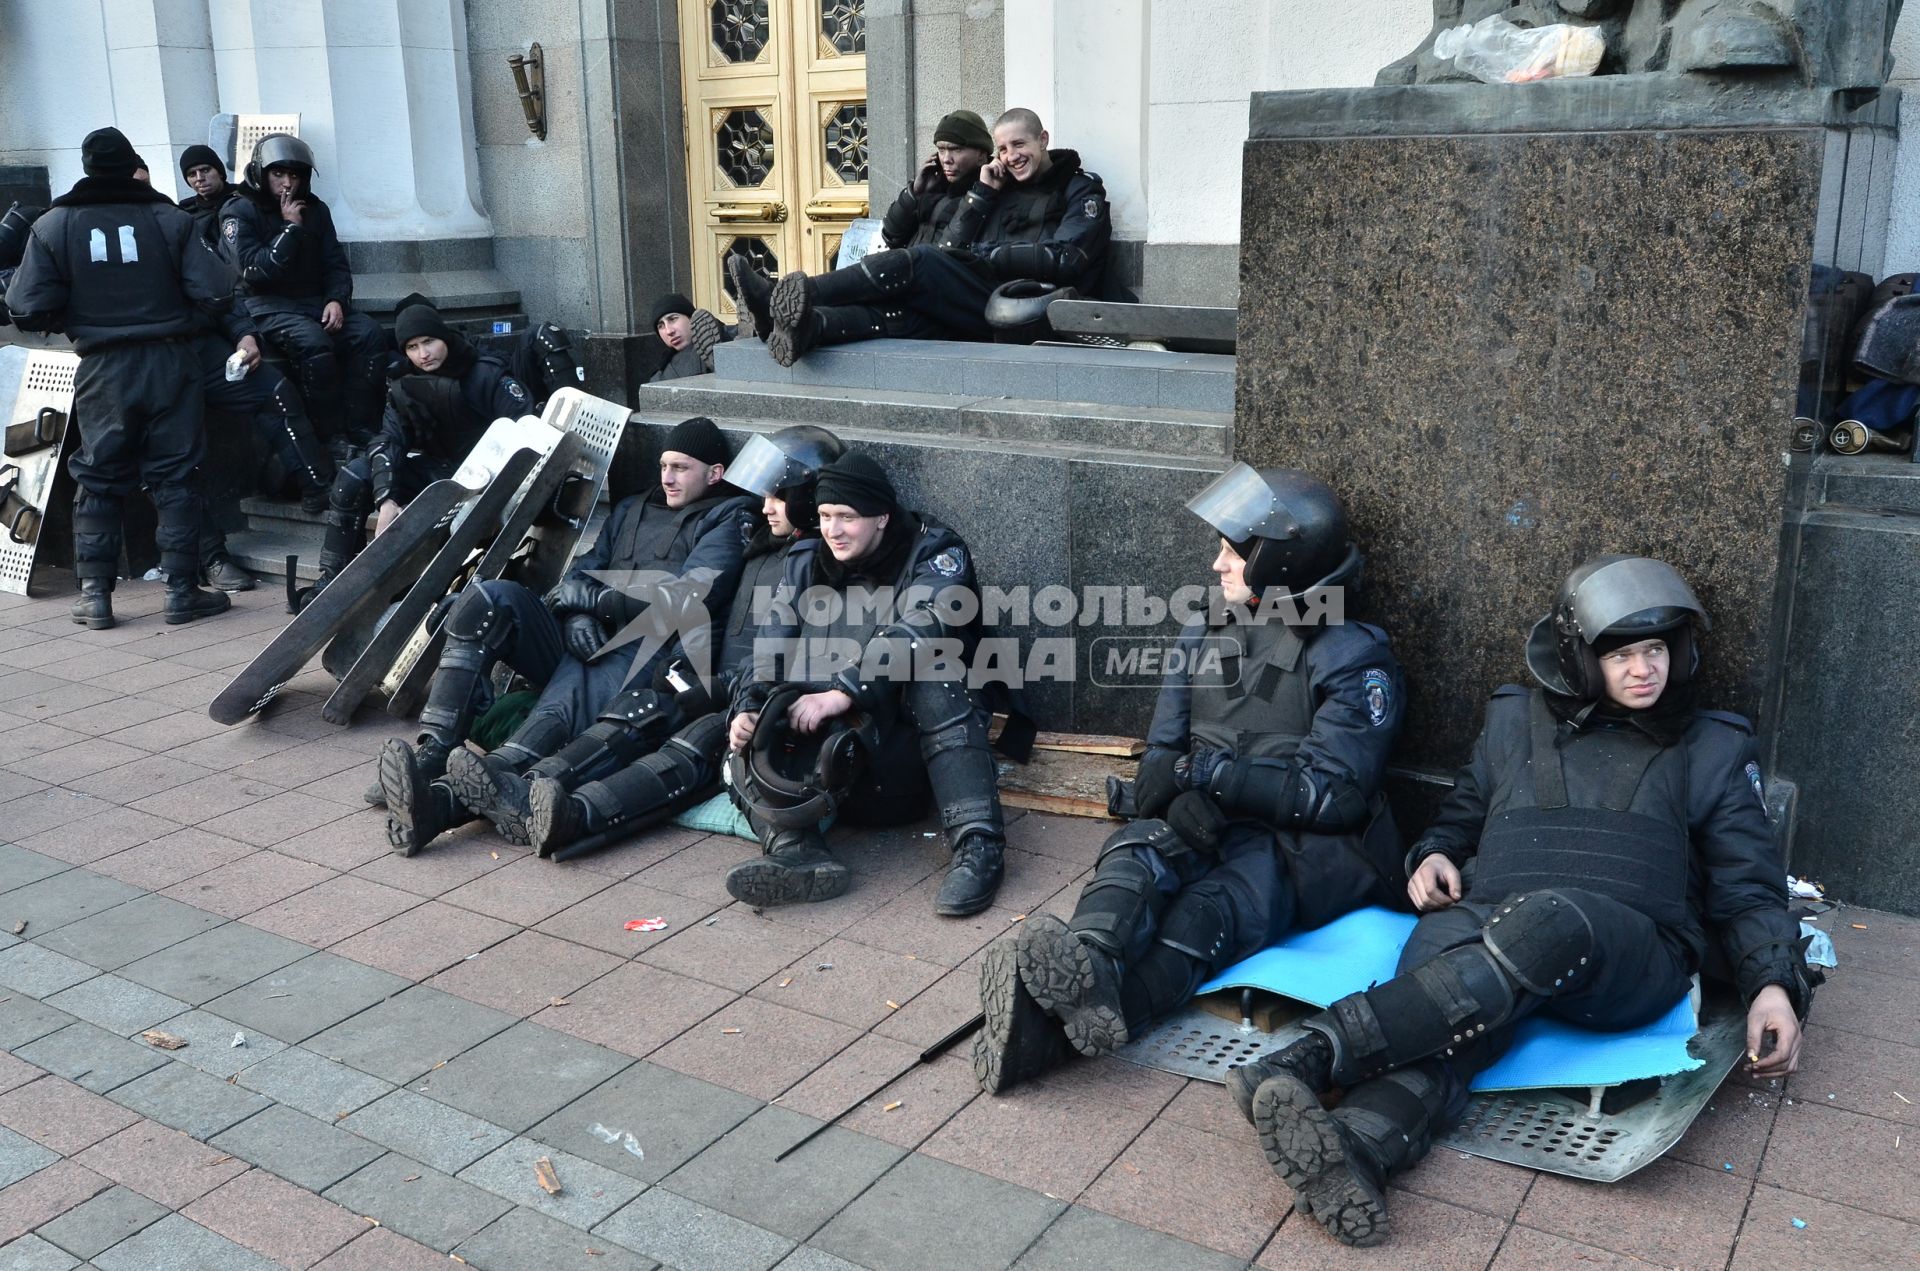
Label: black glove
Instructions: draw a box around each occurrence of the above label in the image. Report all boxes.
[1166,789,1227,856]
[563,613,606,661]
[1132,749,1182,819]
[546,576,608,619]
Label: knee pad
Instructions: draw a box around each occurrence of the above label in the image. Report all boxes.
[1069,849,1162,959]
[1156,890,1230,965]
[858,248,914,295]
[1481,890,1597,996]
[595,686,675,735]
[667,711,729,765]
[1096,818,1182,865]
[328,463,371,512]
[443,586,515,657]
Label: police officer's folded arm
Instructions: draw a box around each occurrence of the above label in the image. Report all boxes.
[3,228,67,331]
[222,200,297,284]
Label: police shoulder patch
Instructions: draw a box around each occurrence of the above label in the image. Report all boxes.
[929,548,964,578]
[506,380,526,399]
[1083,198,1100,219]
[1361,667,1393,727]
[222,218,238,240]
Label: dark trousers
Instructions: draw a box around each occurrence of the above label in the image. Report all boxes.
[1127,822,1297,971]
[70,339,205,580]
[446,580,634,745]
[250,302,388,441]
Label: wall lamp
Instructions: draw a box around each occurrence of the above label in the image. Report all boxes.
[508,43,545,140]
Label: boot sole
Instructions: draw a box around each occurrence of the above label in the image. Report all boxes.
[70,610,114,630]
[211,577,257,593]
[165,595,232,625]
[726,256,772,338]
[1014,914,1129,1058]
[379,739,427,857]
[765,326,800,368]
[725,857,851,908]
[445,749,531,846]
[769,271,811,333]
[1248,1077,1390,1246]
[973,938,1065,1094]
[526,777,567,859]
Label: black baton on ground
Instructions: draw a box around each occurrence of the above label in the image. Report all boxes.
[773,1012,986,1162]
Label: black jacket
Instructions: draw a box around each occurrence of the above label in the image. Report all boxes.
[219,188,353,312]
[367,347,531,502]
[5,177,230,353]
[880,164,973,250]
[938,148,1112,291]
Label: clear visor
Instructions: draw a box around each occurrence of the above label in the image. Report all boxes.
[1568,558,1709,638]
[727,434,806,498]
[1184,462,1298,541]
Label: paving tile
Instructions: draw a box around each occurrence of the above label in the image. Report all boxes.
[198,794,355,852]
[107,1063,272,1141]
[533,880,725,959]
[529,1060,760,1187]
[648,997,861,1103]
[348,833,522,899]
[1519,1156,1750,1270]
[184,1168,369,1270]
[748,937,946,1031]
[1667,1075,1782,1178]
[338,1089,512,1175]
[840,879,1025,967]
[1731,1183,1919,1270]
[455,1137,645,1231]
[566,825,710,881]
[1383,1137,1538,1221]
[1807,965,1917,1050]
[307,1227,454,1270]
[771,1249,865,1271]
[209,1105,387,1194]
[923,1059,1161,1199]
[593,1187,793,1271]
[305,986,517,1086]
[411,1021,632,1134]
[118,923,311,1005]
[746,831,945,941]
[1759,1097,1917,1222]
[637,905,829,992]
[814,1152,1066,1271]
[323,1154,512,1253]
[89,1211,281,1271]
[166,729,306,772]
[1081,1117,1290,1259]
[1004,813,1110,869]
[871,954,991,1051]
[663,1104,905,1241]
[16,808,183,867]
[530,962,736,1057]
[0,722,90,766]
[0,1077,139,1154]
[31,649,157,687]
[631,834,757,907]
[0,1124,59,1190]
[161,853,336,919]
[1788,1022,1920,1127]
[427,930,625,1019]
[0,1160,113,1246]
[0,995,74,1050]
[0,845,68,895]
[87,828,257,891]
[35,1185,168,1261]
[63,753,213,806]
[7,739,150,785]
[0,872,142,939]
[207,952,410,1045]
[33,895,225,971]
[295,767,387,811]
[440,857,617,927]
[146,1010,287,1079]
[222,740,370,791]
[1257,1189,1509,1267]
[0,1232,80,1270]
[0,679,119,722]
[233,1048,393,1122]
[129,773,289,827]
[1490,1224,1662,1268]
[42,695,179,738]
[1023,1204,1248,1271]
[73,1119,249,1207]
[265,814,394,874]
[242,876,422,949]
[14,1023,168,1095]
[0,946,98,1000]
[0,1054,41,1099]
[327,901,518,982]
[453,1206,657,1271]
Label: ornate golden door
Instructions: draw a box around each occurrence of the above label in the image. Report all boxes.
[677,0,871,321]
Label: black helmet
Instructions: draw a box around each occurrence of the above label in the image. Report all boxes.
[725,686,875,828]
[984,279,1078,344]
[1185,463,1360,602]
[1525,555,1710,700]
[245,133,316,190]
[726,426,846,531]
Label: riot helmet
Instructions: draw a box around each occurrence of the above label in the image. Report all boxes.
[1185,463,1360,601]
[726,686,875,828]
[245,134,316,190]
[1525,554,1709,700]
[726,426,846,531]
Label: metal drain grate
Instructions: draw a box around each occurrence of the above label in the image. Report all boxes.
[1111,1006,1298,1081]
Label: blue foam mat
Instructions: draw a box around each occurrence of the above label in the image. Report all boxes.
[1196,906,1701,1091]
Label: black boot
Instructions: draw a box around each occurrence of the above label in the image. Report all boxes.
[765,304,885,368]
[935,830,1005,917]
[1015,913,1130,1057]
[70,578,114,630]
[724,827,851,907]
[689,309,726,373]
[526,776,589,859]
[974,934,1069,1093]
[1228,1031,1336,1125]
[727,254,774,337]
[164,574,232,625]
[444,748,533,846]
[380,738,465,856]
[294,506,366,612]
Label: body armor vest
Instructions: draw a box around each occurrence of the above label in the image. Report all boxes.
[1469,691,1690,929]
[608,495,715,572]
[718,540,800,673]
[1187,619,1316,761]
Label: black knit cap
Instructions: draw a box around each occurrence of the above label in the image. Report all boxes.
[179,144,224,177]
[933,110,992,152]
[81,128,140,179]
[394,303,456,350]
[813,452,897,517]
[650,293,695,329]
[663,416,731,467]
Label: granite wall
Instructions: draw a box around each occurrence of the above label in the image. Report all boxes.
[1235,81,1894,773]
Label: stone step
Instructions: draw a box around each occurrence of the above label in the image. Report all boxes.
[1815,454,1920,515]
[638,378,1231,460]
[225,529,323,582]
[712,337,1235,413]
[238,496,328,529]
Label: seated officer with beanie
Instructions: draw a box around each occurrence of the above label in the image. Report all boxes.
[1230,555,1814,1248]
[724,452,1010,916]
[879,109,993,251]
[647,292,733,382]
[729,107,1110,366]
[974,465,1408,1093]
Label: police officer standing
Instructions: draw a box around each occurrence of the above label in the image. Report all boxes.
[975,465,1408,1093]
[5,127,234,629]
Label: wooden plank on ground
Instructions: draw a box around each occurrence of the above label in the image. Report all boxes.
[995,748,1131,819]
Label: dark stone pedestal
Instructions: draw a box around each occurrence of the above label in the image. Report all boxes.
[1235,81,1896,775]
[0,165,50,211]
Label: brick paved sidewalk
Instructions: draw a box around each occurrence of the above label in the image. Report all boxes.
[0,582,1914,1270]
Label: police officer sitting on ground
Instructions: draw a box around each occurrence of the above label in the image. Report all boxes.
[4,126,235,629]
[524,426,844,858]
[295,303,532,610]
[647,292,732,382]
[729,107,1110,367]
[221,134,390,456]
[382,417,757,855]
[1231,555,1814,1248]
[975,466,1408,1092]
[724,452,1010,916]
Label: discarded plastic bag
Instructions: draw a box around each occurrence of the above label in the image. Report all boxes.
[1433,16,1604,84]
[1800,921,1837,969]
[588,1122,645,1160]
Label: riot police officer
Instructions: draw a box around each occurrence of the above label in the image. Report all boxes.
[975,465,1408,1094]
[4,127,234,629]
[1232,555,1814,1248]
[878,110,993,251]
